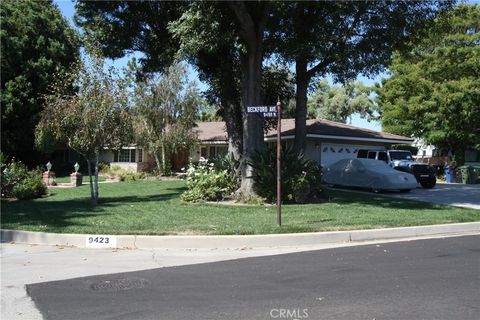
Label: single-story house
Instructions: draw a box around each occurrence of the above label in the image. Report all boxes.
[53,119,413,172]
[191,119,413,168]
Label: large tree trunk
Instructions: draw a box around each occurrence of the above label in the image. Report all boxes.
[161,141,166,172]
[293,58,309,154]
[225,104,243,161]
[93,149,99,205]
[220,75,243,162]
[153,151,162,172]
[86,159,95,205]
[238,49,264,195]
[229,1,270,196]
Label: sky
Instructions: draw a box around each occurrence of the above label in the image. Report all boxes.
[53,0,476,132]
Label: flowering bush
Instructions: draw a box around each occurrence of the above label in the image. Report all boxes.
[181,159,236,202]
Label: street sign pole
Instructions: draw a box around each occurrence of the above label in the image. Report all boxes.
[276,99,282,227]
[245,102,280,226]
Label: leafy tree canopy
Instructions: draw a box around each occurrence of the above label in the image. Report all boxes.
[376,4,480,162]
[127,61,201,173]
[268,0,454,152]
[1,0,80,165]
[74,0,184,73]
[36,45,133,204]
[308,79,374,124]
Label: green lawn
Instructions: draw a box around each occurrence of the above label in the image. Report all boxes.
[1,180,479,235]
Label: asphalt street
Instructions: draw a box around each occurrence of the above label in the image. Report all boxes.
[27,235,480,320]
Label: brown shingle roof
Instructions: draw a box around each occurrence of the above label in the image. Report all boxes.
[268,119,413,141]
[195,121,228,141]
[195,119,413,143]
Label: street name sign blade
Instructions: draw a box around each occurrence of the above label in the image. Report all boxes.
[246,105,277,118]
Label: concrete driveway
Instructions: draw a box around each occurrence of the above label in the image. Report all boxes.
[387,182,480,209]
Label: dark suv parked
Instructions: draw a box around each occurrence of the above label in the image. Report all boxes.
[357,149,436,188]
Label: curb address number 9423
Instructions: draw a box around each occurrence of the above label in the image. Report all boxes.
[85,235,117,248]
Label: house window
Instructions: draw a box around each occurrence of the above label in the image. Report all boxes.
[201,147,207,158]
[114,149,136,162]
[138,149,143,163]
[209,146,217,158]
[217,146,228,157]
[119,150,130,162]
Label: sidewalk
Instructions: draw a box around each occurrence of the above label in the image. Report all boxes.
[2,222,480,249]
[2,232,478,320]
[2,223,479,320]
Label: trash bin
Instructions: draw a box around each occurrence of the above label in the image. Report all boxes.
[454,168,462,183]
[445,166,453,183]
[459,166,473,184]
[471,166,480,184]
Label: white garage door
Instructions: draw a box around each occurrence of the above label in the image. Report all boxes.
[321,143,384,167]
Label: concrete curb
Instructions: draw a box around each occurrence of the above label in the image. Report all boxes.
[2,222,479,249]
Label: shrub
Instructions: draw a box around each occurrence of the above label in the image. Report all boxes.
[248,145,322,203]
[1,156,47,200]
[181,159,236,202]
[209,154,241,188]
[98,162,110,174]
[107,166,147,181]
[119,172,147,182]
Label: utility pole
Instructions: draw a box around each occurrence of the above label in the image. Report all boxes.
[276,98,282,227]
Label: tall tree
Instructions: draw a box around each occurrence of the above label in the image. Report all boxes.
[376,4,480,164]
[269,1,453,153]
[128,61,200,173]
[1,0,79,165]
[36,46,132,205]
[308,79,374,123]
[74,1,183,73]
[228,1,271,194]
[168,2,244,164]
[75,1,271,195]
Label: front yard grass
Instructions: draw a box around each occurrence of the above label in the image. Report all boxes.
[54,175,107,184]
[1,180,479,235]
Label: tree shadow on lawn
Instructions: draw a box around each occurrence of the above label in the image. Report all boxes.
[321,189,459,211]
[1,192,180,231]
[165,186,187,193]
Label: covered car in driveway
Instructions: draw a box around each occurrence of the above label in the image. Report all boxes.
[323,158,418,192]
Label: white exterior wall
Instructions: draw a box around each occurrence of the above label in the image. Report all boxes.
[304,140,320,164]
[99,150,114,163]
[319,143,386,167]
[188,140,393,168]
[190,148,201,163]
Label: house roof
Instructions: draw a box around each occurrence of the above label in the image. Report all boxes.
[195,121,229,141]
[195,119,413,144]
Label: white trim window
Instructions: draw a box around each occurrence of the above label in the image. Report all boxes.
[114,149,136,163]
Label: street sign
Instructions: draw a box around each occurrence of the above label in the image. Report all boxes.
[246,105,277,118]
